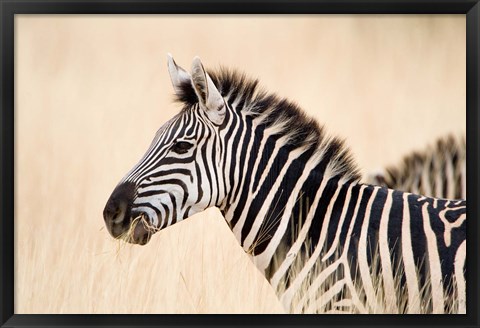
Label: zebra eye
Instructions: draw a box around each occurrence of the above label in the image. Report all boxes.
[172,141,193,154]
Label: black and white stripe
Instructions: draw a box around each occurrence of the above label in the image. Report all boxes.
[367,135,466,200]
[103,56,467,314]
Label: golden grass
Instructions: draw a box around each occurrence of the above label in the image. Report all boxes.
[15,208,284,314]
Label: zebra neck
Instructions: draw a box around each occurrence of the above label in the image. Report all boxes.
[218,126,364,271]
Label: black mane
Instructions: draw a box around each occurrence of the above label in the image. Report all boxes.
[174,67,361,182]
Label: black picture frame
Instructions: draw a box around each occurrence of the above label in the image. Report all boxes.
[1,1,479,327]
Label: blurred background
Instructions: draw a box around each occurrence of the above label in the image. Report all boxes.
[15,15,465,313]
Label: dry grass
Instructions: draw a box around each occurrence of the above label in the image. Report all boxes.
[15,15,465,313]
[15,207,283,313]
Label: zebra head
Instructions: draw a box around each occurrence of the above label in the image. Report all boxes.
[103,55,228,245]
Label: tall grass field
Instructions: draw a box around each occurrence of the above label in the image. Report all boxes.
[15,15,465,313]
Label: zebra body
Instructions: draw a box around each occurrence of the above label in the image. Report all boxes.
[367,135,466,200]
[103,56,467,314]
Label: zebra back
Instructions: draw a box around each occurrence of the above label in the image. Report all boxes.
[367,135,466,200]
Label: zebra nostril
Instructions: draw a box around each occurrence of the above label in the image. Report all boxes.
[103,181,136,234]
[112,208,122,223]
[103,200,128,224]
[103,201,120,223]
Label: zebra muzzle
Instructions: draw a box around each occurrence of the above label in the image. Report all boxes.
[130,216,153,245]
[103,181,138,240]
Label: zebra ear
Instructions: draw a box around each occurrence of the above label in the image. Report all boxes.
[190,57,225,125]
[167,53,191,95]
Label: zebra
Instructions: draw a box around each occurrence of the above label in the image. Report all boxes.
[103,55,467,314]
[367,135,466,200]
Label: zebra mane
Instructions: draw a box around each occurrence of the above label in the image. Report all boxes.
[384,134,465,186]
[174,67,361,183]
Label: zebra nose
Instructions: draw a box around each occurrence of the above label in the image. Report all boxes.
[103,182,136,237]
[103,199,127,225]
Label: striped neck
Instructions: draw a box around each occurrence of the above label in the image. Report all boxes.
[217,103,362,271]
